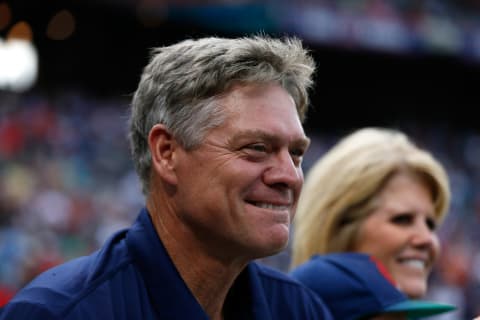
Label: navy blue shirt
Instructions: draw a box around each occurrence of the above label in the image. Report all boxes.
[0,209,332,319]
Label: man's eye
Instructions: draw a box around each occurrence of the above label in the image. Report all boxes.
[290,148,305,158]
[246,144,267,152]
[289,149,304,166]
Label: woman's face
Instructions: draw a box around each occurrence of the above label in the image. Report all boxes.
[352,172,440,298]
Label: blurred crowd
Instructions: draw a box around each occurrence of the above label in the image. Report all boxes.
[0,92,143,303]
[1,92,480,318]
[283,0,480,60]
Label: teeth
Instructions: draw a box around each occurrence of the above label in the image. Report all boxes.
[253,202,289,210]
[402,259,425,270]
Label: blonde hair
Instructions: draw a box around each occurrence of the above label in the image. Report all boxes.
[291,127,450,267]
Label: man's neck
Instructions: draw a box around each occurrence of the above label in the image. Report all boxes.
[147,199,248,320]
[170,251,244,320]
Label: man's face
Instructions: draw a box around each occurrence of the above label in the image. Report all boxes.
[173,83,309,261]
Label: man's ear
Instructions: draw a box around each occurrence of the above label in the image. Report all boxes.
[148,124,178,185]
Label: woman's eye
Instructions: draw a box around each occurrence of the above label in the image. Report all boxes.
[426,217,437,231]
[391,214,413,225]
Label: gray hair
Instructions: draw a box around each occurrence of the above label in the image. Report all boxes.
[129,35,316,194]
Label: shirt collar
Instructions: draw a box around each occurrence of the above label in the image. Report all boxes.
[126,208,208,319]
[126,208,272,319]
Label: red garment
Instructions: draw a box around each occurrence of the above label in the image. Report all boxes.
[0,285,15,307]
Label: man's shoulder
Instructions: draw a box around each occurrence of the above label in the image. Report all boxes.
[1,229,133,319]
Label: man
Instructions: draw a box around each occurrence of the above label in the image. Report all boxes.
[0,36,332,319]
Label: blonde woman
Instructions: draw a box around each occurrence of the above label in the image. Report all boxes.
[291,127,450,299]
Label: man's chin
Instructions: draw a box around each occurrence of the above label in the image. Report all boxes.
[257,238,289,258]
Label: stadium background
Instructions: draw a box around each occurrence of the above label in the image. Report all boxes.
[1,1,480,318]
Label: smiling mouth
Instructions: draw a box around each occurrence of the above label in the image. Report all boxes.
[398,259,427,271]
[247,201,290,211]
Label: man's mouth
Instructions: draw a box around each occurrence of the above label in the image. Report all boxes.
[248,201,290,211]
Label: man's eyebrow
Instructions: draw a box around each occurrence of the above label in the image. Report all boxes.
[227,129,310,148]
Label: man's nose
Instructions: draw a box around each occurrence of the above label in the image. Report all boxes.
[263,149,303,189]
